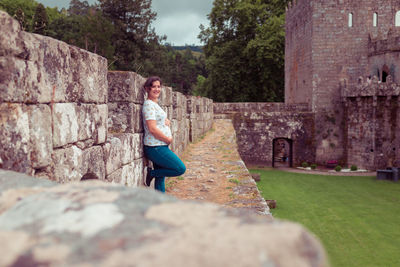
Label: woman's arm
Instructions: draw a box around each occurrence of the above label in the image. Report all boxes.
[146,120,173,144]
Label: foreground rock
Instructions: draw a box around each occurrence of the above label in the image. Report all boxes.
[0,170,326,267]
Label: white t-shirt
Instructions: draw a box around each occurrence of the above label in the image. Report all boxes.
[142,99,172,146]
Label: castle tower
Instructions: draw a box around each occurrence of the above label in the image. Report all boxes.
[285,0,400,164]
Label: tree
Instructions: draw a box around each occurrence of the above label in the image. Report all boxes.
[46,5,115,64]
[68,0,90,16]
[198,0,289,102]
[98,0,164,72]
[32,3,47,34]
[14,8,27,30]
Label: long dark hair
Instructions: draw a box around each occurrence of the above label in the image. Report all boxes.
[143,76,162,91]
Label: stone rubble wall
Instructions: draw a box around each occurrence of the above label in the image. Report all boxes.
[187,96,214,142]
[214,102,309,114]
[214,103,315,166]
[343,75,400,97]
[343,79,400,169]
[0,11,213,186]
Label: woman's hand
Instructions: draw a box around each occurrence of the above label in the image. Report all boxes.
[165,118,171,127]
[166,136,173,144]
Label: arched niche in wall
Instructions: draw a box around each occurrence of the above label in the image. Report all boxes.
[382,64,390,82]
[81,172,99,181]
[348,13,353,28]
[396,11,400,26]
[272,138,293,168]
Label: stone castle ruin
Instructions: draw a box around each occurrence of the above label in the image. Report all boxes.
[1,0,400,186]
[0,12,328,266]
[216,0,400,170]
[286,0,400,170]
[0,11,213,185]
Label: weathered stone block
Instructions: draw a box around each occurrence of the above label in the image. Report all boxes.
[103,136,123,175]
[173,107,184,120]
[108,103,142,134]
[124,159,144,187]
[0,56,52,103]
[117,133,143,165]
[83,146,106,181]
[52,103,79,148]
[77,104,107,144]
[108,71,144,103]
[159,86,172,106]
[52,145,83,183]
[52,145,105,182]
[171,119,178,135]
[69,46,108,103]
[0,104,31,174]
[28,104,52,168]
[0,172,327,267]
[106,167,123,183]
[0,11,24,57]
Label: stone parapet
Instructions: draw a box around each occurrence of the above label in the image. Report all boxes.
[342,76,400,98]
[0,11,213,186]
[188,96,214,142]
[0,169,327,267]
[214,102,310,114]
[368,29,400,56]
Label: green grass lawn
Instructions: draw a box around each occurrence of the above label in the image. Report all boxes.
[249,168,400,267]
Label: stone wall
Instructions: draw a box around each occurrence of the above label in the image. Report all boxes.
[214,102,309,114]
[0,11,213,186]
[0,169,327,267]
[344,78,400,169]
[188,96,214,142]
[214,103,315,166]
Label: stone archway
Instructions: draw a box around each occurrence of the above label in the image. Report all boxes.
[272,138,293,168]
[382,64,389,82]
[81,172,99,181]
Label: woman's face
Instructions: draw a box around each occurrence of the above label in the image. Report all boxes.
[147,80,161,101]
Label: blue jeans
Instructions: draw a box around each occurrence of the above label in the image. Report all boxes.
[144,145,186,193]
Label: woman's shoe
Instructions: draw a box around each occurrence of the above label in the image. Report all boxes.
[145,167,154,186]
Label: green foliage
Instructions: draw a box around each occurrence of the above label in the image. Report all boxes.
[198,0,289,102]
[228,178,239,185]
[68,0,90,16]
[335,165,342,172]
[350,165,358,171]
[251,169,399,267]
[0,0,38,31]
[301,162,309,168]
[192,75,207,96]
[98,0,161,72]
[32,3,47,34]
[46,9,115,63]
[310,163,317,170]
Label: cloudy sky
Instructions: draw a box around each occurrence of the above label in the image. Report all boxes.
[37,0,214,45]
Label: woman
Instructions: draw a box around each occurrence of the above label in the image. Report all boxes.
[142,76,186,193]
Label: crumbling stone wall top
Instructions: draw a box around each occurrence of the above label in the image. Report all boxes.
[213,102,310,114]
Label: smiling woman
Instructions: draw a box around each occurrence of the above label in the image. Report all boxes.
[142,76,186,193]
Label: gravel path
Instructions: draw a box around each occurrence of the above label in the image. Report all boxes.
[167,119,271,217]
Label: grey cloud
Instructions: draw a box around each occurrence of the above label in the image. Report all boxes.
[36,0,213,45]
